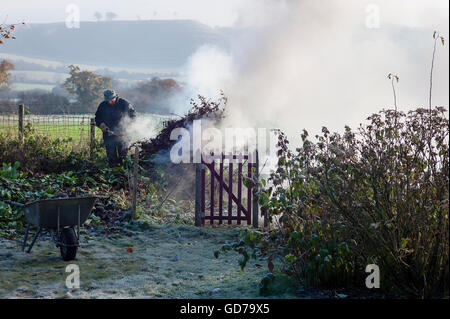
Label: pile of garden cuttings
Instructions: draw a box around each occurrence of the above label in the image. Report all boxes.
[137,94,226,161]
[135,95,226,200]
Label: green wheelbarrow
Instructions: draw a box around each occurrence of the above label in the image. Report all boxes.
[5,196,98,261]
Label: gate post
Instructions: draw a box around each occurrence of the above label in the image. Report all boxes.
[252,150,259,228]
[90,118,96,160]
[18,104,24,143]
[195,163,203,227]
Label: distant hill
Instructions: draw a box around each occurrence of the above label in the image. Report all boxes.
[0,20,230,70]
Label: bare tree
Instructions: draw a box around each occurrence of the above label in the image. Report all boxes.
[105,12,118,21]
[94,11,102,22]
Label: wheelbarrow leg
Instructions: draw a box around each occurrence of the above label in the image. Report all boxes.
[27,227,41,253]
[22,224,30,252]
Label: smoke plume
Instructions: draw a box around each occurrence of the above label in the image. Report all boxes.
[183,0,449,143]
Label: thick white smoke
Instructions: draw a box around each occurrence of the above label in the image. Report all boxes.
[124,0,448,172]
[183,0,449,143]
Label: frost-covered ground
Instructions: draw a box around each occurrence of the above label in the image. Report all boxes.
[0,223,302,299]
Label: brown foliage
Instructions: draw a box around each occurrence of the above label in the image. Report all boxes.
[0,60,15,92]
[0,23,22,44]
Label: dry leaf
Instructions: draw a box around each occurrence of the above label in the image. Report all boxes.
[268,260,274,273]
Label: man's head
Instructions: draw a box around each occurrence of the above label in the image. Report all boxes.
[103,89,118,105]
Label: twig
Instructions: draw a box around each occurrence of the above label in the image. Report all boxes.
[259,157,269,176]
[388,73,399,126]
[154,169,187,212]
[428,31,445,175]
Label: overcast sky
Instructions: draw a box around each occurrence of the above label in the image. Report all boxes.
[1,0,449,28]
[1,0,244,27]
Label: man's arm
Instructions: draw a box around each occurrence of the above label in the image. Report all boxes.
[95,104,103,127]
[95,103,113,134]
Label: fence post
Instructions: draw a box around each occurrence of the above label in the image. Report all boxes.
[90,118,96,159]
[195,163,203,227]
[18,104,24,143]
[132,146,139,219]
[252,150,260,228]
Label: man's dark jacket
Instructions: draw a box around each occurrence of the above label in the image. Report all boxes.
[95,97,136,137]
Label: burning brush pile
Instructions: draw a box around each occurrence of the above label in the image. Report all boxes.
[134,94,227,200]
[138,94,227,163]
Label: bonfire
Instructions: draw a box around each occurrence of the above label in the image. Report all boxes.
[137,93,227,162]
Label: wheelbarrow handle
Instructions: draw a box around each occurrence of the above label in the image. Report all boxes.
[4,200,25,207]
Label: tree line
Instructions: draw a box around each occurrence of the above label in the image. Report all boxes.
[0,60,182,115]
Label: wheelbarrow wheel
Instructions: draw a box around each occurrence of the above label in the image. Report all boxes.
[60,227,78,261]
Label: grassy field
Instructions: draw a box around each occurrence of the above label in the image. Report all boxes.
[0,114,172,147]
[0,115,99,146]
[10,83,56,92]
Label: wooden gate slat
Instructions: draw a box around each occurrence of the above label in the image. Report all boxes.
[237,161,242,225]
[228,161,233,225]
[210,161,214,225]
[219,158,224,225]
[247,162,252,225]
[201,165,205,226]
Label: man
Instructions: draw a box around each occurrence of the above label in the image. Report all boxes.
[95,89,136,166]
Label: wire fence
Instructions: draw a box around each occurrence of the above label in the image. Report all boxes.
[0,113,101,147]
[0,105,174,149]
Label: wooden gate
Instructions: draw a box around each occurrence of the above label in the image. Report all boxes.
[195,152,259,227]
